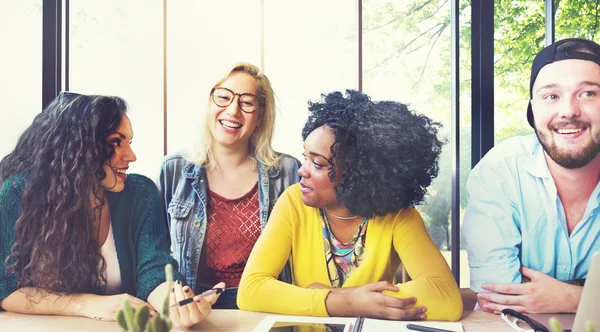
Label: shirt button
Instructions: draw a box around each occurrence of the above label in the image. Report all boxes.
[193,219,201,228]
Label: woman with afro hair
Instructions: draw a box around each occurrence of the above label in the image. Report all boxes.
[238,90,462,321]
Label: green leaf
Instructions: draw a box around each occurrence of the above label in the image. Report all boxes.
[133,305,150,332]
[163,264,173,317]
[122,299,135,331]
[116,309,128,331]
[146,316,168,332]
[146,316,156,332]
[549,317,564,332]
[585,320,595,332]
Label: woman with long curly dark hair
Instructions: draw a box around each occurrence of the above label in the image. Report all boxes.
[0,92,222,329]
[239,90,462,320]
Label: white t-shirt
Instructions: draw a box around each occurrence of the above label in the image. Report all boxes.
[99,222,122,295]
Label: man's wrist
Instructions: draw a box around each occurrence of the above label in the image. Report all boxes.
[563,284,582,313]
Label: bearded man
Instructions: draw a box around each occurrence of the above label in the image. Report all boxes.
[462,38,600,314]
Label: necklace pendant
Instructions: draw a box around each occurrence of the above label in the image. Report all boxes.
[355,242,364,256]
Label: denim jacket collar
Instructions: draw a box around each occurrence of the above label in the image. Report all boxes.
[179,160,274,228]
[182,162,204,180]
[159,153,300,290]
[181,160,280,180]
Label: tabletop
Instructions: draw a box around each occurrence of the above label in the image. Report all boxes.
[0,309,532,332]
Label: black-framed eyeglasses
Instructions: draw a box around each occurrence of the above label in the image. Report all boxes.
[501,309,550,332]
[211,87,259,113]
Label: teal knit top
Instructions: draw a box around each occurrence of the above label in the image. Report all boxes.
[0,173,183,306]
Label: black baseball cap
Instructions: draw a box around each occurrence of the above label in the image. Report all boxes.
[527,38,600,128]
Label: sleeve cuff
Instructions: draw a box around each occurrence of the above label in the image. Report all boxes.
[470,266,522,293]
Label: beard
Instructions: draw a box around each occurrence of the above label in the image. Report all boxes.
[535,120,600,169]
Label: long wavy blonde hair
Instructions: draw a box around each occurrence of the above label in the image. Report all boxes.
[185,62,279,170]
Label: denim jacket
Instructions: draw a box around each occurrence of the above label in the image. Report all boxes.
[156,153,300,290]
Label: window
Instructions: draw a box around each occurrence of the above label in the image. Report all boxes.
[555,0,600,41]
[69,0,163,178]
[0,1,42,159]
[166,0,262,155]
[264,0,357,159]
[363,0,472,287]
[493,0,542,144]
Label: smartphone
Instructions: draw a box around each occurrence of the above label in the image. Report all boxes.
[268,321,351,332]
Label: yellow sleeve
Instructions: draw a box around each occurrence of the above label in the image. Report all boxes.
[383,208,463,321]
[237,186,330,316]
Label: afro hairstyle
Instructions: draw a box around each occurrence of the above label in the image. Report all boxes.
[301,90,444,217]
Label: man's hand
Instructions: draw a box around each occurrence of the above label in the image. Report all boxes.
[476,266,582,314]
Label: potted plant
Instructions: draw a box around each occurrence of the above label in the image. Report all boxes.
[549,317,595,332]
[115,264,174,332]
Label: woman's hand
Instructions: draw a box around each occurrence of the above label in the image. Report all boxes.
[78,293,157,321]
[169,281,225,330]
[325,281,427,320]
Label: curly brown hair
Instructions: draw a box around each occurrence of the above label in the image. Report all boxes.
[0,92,127,295]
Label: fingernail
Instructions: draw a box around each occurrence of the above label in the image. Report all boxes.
[419,314,426,319]
[421,308,427,313]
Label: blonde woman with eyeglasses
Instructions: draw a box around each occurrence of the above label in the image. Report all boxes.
[157,63,300,309]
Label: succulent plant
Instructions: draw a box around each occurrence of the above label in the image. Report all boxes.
[548,317,595,332]
[115,264,174,332]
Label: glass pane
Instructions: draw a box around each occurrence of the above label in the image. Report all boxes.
[0,1,42,159]
[264,0,357,160]
[363,0,472,287]
[493,0,542,144]
[166,0,261,154]
[555,0,600,41]
[459,3,472,289]
[69,0,163,178]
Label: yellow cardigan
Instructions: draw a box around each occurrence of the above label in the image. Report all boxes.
[238,184,462,321]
